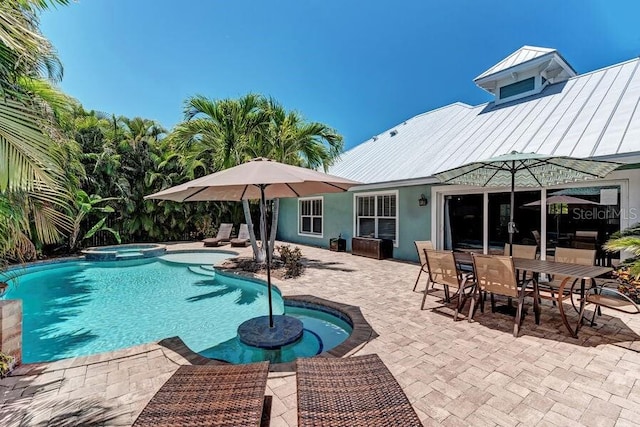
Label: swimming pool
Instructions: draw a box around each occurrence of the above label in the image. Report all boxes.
[2,251,352,364]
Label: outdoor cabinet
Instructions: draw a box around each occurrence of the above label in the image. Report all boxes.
[351,237,393,260]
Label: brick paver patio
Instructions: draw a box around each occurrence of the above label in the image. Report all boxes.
[2,241,640,426]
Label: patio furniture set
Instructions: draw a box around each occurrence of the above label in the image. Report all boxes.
[133,354,422,427]
[415,240,639,338]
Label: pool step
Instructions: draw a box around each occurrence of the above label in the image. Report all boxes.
[188,266,216,277]
[200,265,217,272]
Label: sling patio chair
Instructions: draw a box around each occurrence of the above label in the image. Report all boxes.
[202,223,233,247]
[412,240,434,291]
[538,247,597,310]
[422,249,476,319]
[133,361,270,427]
[470,253,541,337]
[296,354,422,427]
[231,223,251,247]
[577,281,640,335]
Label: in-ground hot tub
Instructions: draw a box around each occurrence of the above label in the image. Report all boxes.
[82,243,166,261]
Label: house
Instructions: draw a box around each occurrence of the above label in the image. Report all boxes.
[277,46,640,262]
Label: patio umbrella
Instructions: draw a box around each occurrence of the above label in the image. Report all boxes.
[522,195,600,242]
[145,158,360,328]
[434,151,620,253]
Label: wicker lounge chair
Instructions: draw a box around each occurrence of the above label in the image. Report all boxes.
[296,354,422,427]
[202,223,233,247]
[231,223,250,247]
[133,361,270,426]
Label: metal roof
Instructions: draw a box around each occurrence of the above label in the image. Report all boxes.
[475,46,556,81]
[329,57,640,184]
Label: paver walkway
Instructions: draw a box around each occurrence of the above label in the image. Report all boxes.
[2,241,640,426]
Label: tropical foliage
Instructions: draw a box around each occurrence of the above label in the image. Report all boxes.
[0,1,345,269]
[168,94,344,261]
[605,223,640,276]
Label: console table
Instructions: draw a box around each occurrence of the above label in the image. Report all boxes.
[351,237,393,260]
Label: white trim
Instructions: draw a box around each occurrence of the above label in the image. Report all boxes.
[297,196,324,238]
[352,189,399,247]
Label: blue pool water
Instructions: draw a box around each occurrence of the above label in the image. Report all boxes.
[2,252,351,364]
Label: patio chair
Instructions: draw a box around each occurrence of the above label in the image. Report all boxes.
[503,243,537,259]
[412,240,433,291]
[538,247,597,306]
[296,354,422,427]
[422,249,476,319]
[532,230,541,246]
[470,253,540,337]
[577,282,640,335]
[230,223,251,247]
[133,361,270,426]
[202,223,233,247]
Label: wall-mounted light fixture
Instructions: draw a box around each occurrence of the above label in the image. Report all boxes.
[418,194,428,207]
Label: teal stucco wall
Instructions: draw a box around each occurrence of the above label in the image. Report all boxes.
[277,192,354,250]
[276,184,432,262]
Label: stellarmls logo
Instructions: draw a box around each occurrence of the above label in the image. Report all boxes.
[571,207,637,221]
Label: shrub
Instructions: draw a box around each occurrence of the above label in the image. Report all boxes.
[0,352,14,378]
[277,245,304,278]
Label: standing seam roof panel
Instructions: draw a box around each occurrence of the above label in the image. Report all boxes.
[556,67,621,156]
[591,61,640,157]
[532,72,603,154]
[573,62,634,157]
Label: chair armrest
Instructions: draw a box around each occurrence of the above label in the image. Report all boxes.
[585,285,640,314]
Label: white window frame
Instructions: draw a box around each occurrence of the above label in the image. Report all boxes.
[352,190,399,247]
[298,196,323,238]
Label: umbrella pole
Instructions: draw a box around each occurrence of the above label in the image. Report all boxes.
[260,185,274,328]
[508,163,515,256]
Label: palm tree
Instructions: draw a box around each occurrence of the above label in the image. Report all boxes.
[0,0,74,260]
[167,94,344,262]
[605,224,640,276]
[170,93,268,176]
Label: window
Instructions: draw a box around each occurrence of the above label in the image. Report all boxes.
[499,77,535,99]
[299,197,322,237]
[355,192,397,243]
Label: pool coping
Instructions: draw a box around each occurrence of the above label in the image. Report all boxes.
[157,294,378,372]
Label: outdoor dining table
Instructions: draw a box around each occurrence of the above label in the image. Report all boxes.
[453,252,612,337]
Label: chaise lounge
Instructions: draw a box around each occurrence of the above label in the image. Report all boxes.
[133,361,270,426]
[296,354,422,427]
[203,223,233,247]
[231,223,251,247]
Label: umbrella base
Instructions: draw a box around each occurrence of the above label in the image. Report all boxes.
[237,315,304,349]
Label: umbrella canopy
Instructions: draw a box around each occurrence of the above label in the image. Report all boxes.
[145,158,361,329]
[146,157,359,202]
[434,151,620,251]
[522,195,600,207]
[434,151,620,188]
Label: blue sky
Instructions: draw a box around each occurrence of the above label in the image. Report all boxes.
[41,1,640,150]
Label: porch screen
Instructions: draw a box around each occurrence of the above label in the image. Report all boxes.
[356,193,396,241]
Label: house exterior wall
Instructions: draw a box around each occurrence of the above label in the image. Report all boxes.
[277,184,433,262]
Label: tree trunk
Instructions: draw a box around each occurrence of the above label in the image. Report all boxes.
[257,198,267,263]
[268,198,279,263]
[242,199,261,261]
